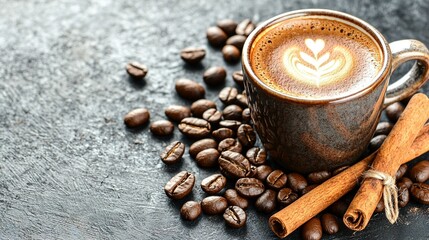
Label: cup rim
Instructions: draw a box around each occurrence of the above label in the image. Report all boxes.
[242,9,392,104]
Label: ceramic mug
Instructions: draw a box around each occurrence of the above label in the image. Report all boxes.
[242,9,429,173]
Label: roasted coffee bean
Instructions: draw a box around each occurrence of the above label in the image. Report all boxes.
[395,164,408,180]
[307,171,332,184]
[224,189,249,209]
[222,45,241,63]
[218,138,242,153]
[201,196,228,215]
[242,108,251,123]
[255,165,273,181]
[175,78,205,101]
[164,105,191,122]
[375,199,385,213]
[287,173,308,193]
[246,165,258,178]
[369,134,386,151]
[196,148,220,168]
[302,217,323,240]
[397,182,410,207]
[217,19,238,36]
[179,117,211,138]
[219,87,239,105]
[150,120,174,136]
[235,177,265,198]
[321,213,339,235]
[385,102,404,122]
[223,206,247,228]
[180,47,206,64]
[332,165,349,176]
[277,188,298,208]
[160,141,185,165]
[218,151,250,178]
[164,171,195,199]
[374,121,393,136]
[212,128,235,141]
[301,184,318,195]
[266,170,287,190]
[203,66,227,86]
[237,124,256,148]
[126,62,148,79]
[223,105,243,121]
[235,19,255,36]
[398,177,413,189]
[124,108,150,128]
[227,35,247,51]
[329,199,348,217]
[410,183,429,204]
[235,94,248,108]
[409,160,429,183]
[255,189,277,213]
[189,138,217,158]
[246,147,267,166]
[191,99,217,117]
[203,108,223,124]
[201,174,227,195]
[180,201,201,221]
[206,26,228,47]
[231,71,244,88]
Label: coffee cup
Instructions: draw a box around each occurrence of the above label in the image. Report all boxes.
[242,9,429,173]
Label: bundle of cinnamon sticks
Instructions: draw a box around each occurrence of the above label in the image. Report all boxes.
[270,93,429,238]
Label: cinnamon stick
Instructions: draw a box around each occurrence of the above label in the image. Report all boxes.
[344,93,429,231]
[269,123,429,238]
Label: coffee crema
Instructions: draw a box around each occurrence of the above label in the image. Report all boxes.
[250,17,383,100]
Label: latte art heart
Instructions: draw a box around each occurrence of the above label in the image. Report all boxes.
[283,38,353,86]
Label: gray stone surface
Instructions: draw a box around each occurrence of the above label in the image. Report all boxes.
[0,0,428,239]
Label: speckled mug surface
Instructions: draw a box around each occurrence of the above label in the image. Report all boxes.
[242,9,429,173]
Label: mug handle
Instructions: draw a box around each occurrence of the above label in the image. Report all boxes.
[384,40,429,107]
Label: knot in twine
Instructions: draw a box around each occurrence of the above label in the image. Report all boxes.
[362,169,399,224]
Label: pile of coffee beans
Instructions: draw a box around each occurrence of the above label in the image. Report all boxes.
[122,19,429,240]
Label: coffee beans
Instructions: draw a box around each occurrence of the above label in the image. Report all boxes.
[206,26,228,47]
[160,141,185,165]
[395,164,408,180]
[223,206,246,228]
[203,108,223,124]
[180,47,206,64]
[179,117,211,138]
[201,174,227,194]
[397,183,410,207]
[124,108,150,128]
[307,171,331,184]
[255,165,273,181]
[369,134,386,151]
[374,121,393,136]
[277,188,298,207]
[191,99,216,117]
[375,199,385,213]
[180,201,201,221]
[287,173,308,193]
[237,124,256,148]
[224,189,248,209]
[223,105,243,120]
[217,19,237,36]
[255,189,277,213]
[235,177,265,198]
[126,62,148,79]
[398,177,413,189]
[409,160,429,182]
[410,183,429,204]
[227,36,247,51]
[219,87,238,104]
[165,105,191,122]
[218,151,250,178]
[232,70,244,87]
[302,217,322,240]
[246,147,267,166]
[218,138,242,153]
[175,78,205,101]
[219,120,241,131]
[242,108,251,123]
[385,102,404,122]
[196,148,220,168]
[235,19,255,36]
[301,184,318,195]
[212,128,235,141]
[321,213,339,235]
[266,170,287,190]
[201,196,228,215]
[189,138,217,158]
[222,45,241,63]
[203,66,227,86]
[235,93,248,108]
[164,171,195,200]
[150,120,174,136]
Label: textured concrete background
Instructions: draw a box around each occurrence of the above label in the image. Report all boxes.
[0,0,428,239]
